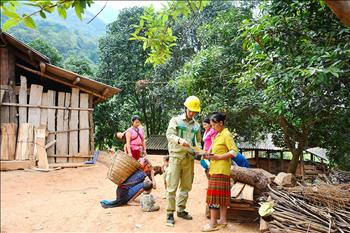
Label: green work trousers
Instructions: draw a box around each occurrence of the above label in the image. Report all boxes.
[166,155,194,213]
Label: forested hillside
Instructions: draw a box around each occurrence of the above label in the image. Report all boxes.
[2,5,115,64]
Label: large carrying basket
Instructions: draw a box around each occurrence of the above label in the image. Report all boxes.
[107,150,141,185]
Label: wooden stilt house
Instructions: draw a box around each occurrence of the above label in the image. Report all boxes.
[0,32,120,170]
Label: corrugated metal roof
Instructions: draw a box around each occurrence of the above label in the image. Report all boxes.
[237,134,286,151]
[306,147,329,160]
[146,134,287,152]
[146,135,168,151]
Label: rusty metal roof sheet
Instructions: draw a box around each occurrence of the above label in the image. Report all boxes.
[146,135,168,151]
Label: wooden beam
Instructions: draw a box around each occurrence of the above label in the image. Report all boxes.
[27,49,34,62]
[1,102,94,111]
[13,50,38,68]
[49,163,94,168]
[45,140,56,149]
[72,77,80,85]
[48,128,91,135]
[47,154,93,158]
[0,33,8,45]
[0,160,32,171]
[39,61,46,74]
[16,63,107,100]
[102,88,109,96]
[325,0,350,28]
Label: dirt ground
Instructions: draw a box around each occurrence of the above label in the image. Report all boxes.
[1,155,258,232]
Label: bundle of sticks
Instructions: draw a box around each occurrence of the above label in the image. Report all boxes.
[265,184,350,233]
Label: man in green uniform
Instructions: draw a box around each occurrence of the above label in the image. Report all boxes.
[165,96,202,227]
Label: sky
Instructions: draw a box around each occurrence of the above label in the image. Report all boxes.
[94,1,166,10]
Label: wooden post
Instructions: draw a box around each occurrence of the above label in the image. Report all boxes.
[35,126,49,169]
[88,95,95,156]
[69,88,79,162]
[0,47,9,85]
[267,151,271,173]
[0,48,10,122]
[280,151,284,172]
[8,82,17,124]
[1,89,10,123]
[255,150,259,168]
[0,123,17,161]
[47,90,56,163]
[79,93,89,162]
[300,153,305,181]
[18,76,28,124]
[321,159,325,172]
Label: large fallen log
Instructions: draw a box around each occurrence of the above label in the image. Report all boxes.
[231,166,270,191]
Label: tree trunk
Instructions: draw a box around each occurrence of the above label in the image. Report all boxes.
[231,166,270,191]
[288,149,303,174]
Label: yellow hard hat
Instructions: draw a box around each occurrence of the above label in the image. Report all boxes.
[184,96,201,112]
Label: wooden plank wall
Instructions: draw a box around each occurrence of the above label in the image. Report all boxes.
[1,76,93,164]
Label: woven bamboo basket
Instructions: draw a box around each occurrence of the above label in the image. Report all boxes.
[107,150,141,185]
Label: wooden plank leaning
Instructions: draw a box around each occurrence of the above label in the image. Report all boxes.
[15,123,34,161]
[0,123,17,161]
[79,93,89,162]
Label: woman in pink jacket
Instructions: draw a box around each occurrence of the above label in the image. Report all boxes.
[201,116,217,179]
[125,115,147,161]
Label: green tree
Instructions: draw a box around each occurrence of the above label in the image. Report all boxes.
[130,1,209,66]
[94,7,180,149]
[237,0,350,173]
[171,0,350,172]
[63,55,94,77]
[28,38,63,66]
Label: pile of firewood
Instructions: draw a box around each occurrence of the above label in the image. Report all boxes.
[263,184,350,233]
